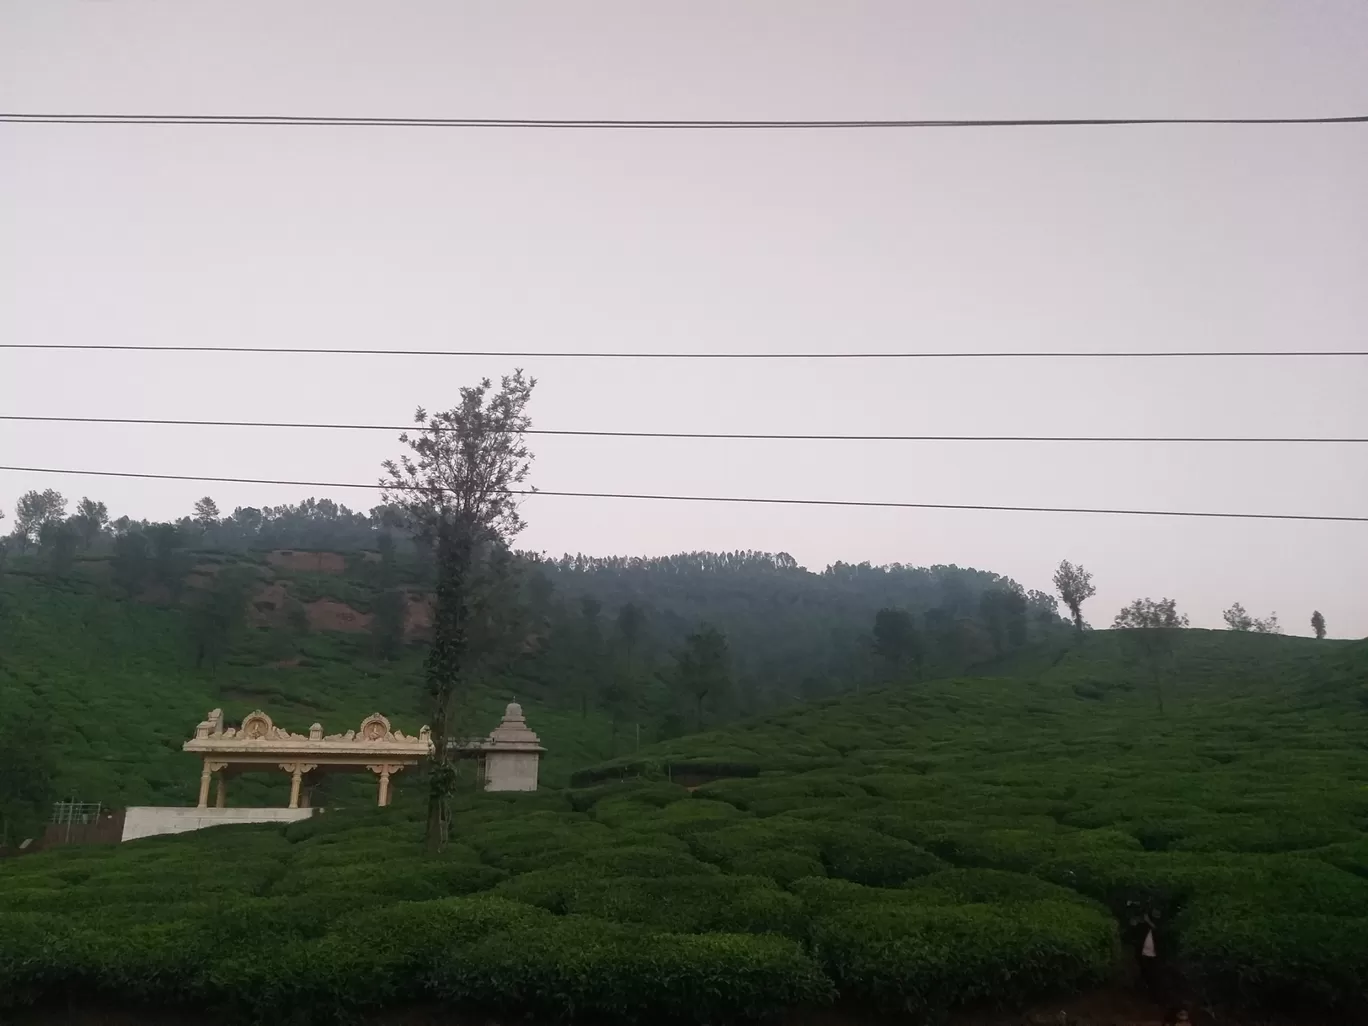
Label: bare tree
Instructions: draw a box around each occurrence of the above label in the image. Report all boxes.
[1053,560,1096,633]
[381,370,535,850]
[1311,610,1326,640]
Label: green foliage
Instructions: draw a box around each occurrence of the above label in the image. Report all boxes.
[3,574,1368,1022]
[428,916,833,1024]
[810,899,1117,1018]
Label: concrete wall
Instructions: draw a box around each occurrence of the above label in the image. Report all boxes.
[485,751,539,792]
[121,806,316,842]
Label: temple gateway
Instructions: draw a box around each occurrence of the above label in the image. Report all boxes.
[181,703,544,810]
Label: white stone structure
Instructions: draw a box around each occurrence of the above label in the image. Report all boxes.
[121,806,316,842]
[463,702,545,792]
[183,709,431,809]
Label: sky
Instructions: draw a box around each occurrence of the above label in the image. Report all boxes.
[1,1,1366,637]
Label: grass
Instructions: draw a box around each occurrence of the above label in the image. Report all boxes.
[2,568,1367,1023]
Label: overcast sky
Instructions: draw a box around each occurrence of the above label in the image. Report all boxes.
[2,1,1366,636]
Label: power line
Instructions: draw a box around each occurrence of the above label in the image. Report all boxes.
[4,344,1366,360]
[2,414,1364,445]
[1,465,1362,523]
[3,113,1366,129]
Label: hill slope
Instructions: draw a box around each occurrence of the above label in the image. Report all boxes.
[2,630,1365,1024]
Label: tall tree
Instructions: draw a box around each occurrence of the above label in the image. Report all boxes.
[193,496,221,528]
[1113,597,1189,714]
[71,497,109,550]
[10,489,67,550]
[675,624,730,731]
[0,713,56,849]
[39,520,78,578]
[1311,610,1326,640]
[1053,560,1096,633]
[187,567,254,672]
[978,587,1028,656]
[872,607,923,678]
[111,532,152,598]
[382,370,536,850]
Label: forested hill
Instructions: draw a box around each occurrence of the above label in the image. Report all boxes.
[528,549,1065,710]
[0,490,1068,837]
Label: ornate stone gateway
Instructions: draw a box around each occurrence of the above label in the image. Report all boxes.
[183,710,430,809]
[182,704,544,809]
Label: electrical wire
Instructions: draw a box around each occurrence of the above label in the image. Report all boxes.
[3,113,1366,129]
[1,414,1363,445]
[3,344,1366,359]
[0,465,1361,523]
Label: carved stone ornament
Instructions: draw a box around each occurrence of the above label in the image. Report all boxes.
[359,713,392,741]
[241,711,275,740]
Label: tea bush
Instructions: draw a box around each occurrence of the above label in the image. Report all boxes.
[5,631,1368,1021]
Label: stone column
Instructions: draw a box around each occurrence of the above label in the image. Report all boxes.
[369,763,400,807]
[197,760,212,808]
[288,764,303,809]
[214,772,227,809]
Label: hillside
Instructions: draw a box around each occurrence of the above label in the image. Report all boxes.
[2,629,1366,1024]
[0,564,620,813]
[0,536,1065,825]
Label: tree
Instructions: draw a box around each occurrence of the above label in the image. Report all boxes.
[872,608,923,678]
[978,587,1027,656]
[1223,603,1280,634]
[1113,597,1189,629]
[10,489,67,549]
[71,497,109,550]
[1112,597,1188,715]
[381,370,536,850]
[1311,610,1326,640]
[39,520,78,578]
[187,567,254,672]
[0,713,56,849]
[1053,560,1095,633]
[676,624,730,731]
[193,496,221,527]
[111,532,152,597]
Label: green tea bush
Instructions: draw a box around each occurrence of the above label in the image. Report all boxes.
[904,868,1100,908]
[820,826,946,887]
[270,859,506,900]
[497,869,804,936]
[302,896,554,1015]
[810,899,1117,1018]
[1178,904,1368,1015]
[429,915,833,1024]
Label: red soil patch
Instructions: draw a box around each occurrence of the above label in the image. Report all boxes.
[403,593,434,638]
[247,582,291,626]
[306,598,371,633]
[267,550,347,574]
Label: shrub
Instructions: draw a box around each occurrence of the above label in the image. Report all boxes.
[904,868,1100,908]
[498,870,804,937]
[810,899,1117,1018]
[429,916,833,1023]
[303,896,554,1015]
[270,859,506,900]
[820,827,946,887]
[1179,904,1368,1015]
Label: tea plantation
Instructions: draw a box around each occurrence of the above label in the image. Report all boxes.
[2,628,1367,1023]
